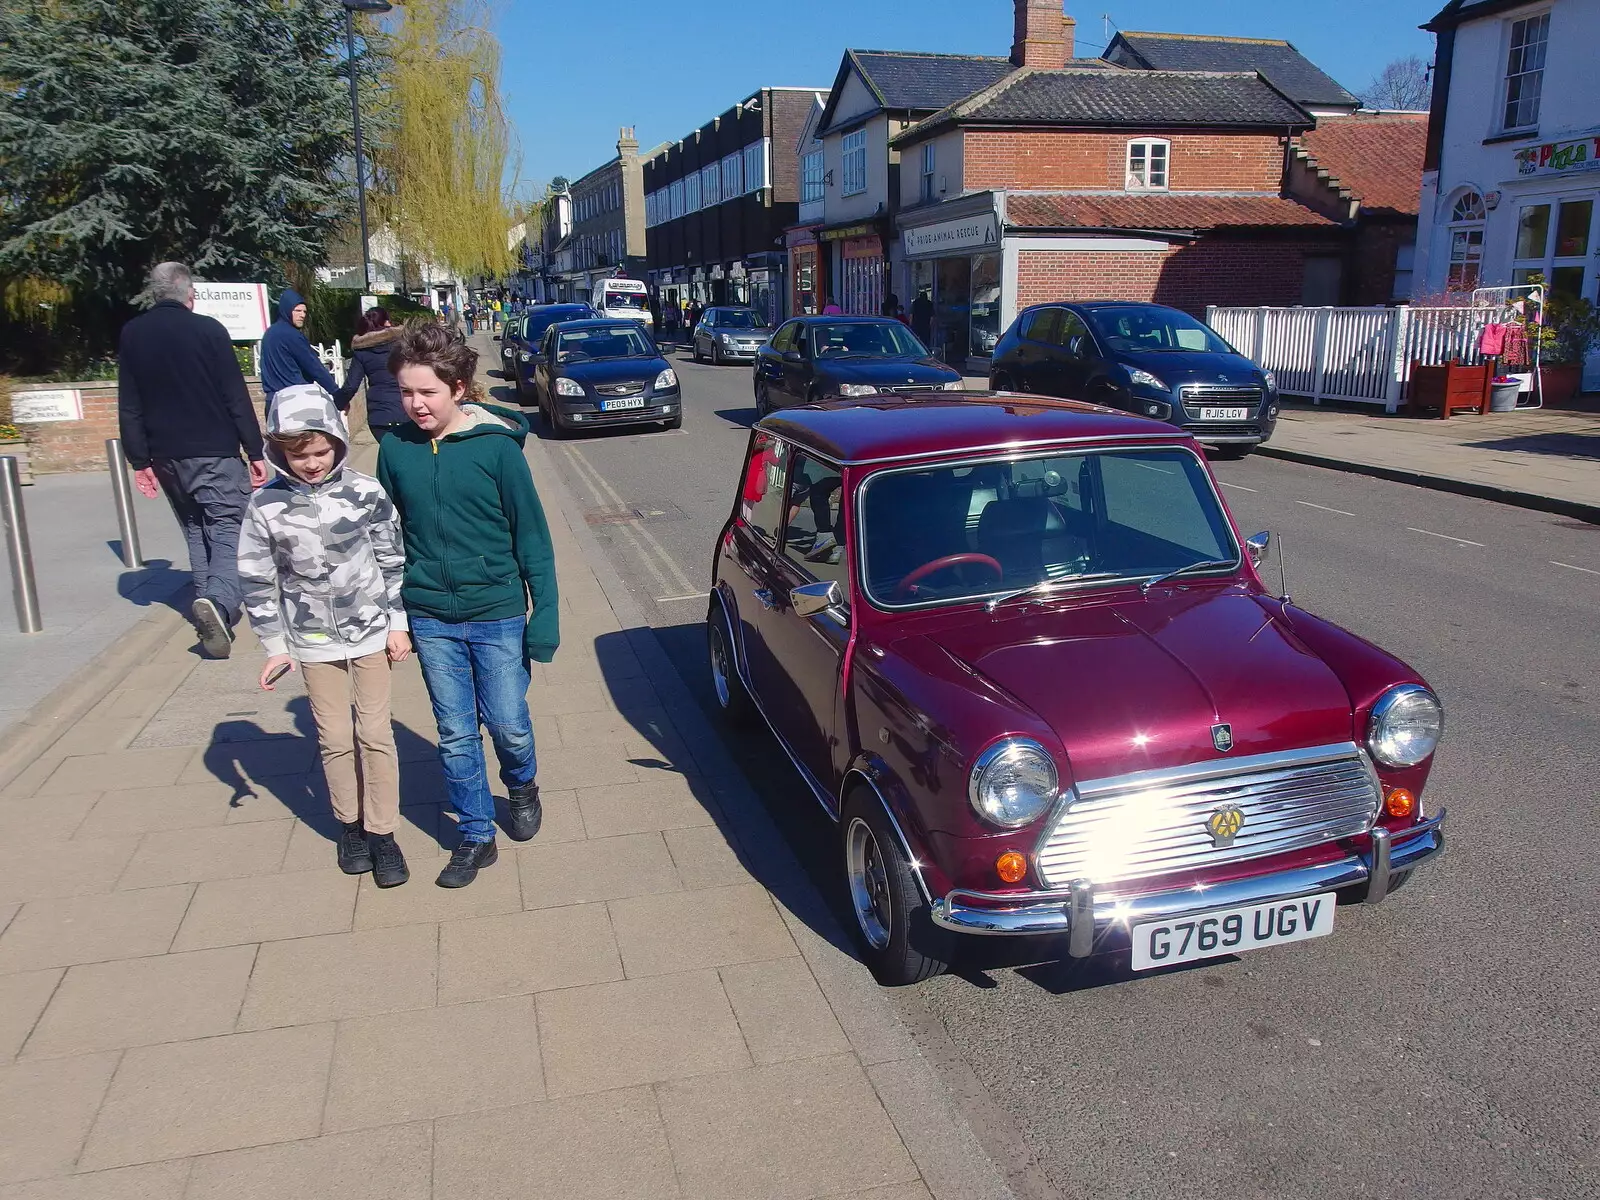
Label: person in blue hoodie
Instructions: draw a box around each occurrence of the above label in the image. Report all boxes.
[260,288,339,401]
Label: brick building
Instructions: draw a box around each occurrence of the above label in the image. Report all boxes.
[554,128,661,304]
[643,88,820,325]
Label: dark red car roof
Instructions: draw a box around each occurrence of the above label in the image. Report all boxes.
[757,394,1183,465]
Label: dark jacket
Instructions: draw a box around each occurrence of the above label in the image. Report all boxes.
[376,402,559,663]
[334,326,405,427]
[116,301,265,471]
[260,288,339,397]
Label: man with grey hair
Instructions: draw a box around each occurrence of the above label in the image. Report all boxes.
[117,261,269,658]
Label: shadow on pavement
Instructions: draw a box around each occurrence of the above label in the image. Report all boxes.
[115,558,190,614]
[713,408,758,429]
[1463,432,1599,460]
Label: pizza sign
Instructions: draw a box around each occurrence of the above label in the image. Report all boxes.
[1515,135,1600,177]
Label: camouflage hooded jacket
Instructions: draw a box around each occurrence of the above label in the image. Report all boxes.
[236,384,407,662]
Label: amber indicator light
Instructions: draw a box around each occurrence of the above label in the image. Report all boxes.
[1384,788,1416,819]
[995,851,1028,884]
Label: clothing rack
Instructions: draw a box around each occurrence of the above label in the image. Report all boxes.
[1472,283,1545,410]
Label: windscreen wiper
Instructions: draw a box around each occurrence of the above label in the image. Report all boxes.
[1139,559,1237,594]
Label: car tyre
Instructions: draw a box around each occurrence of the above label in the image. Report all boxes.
[663,409,683,430]
[546,405,571,440]
[711,343,723,366]
[692,341,704,364]
[841,790,954,986]
[992,371,1014,392]
[754,382,772,418]
[707,602,756,727]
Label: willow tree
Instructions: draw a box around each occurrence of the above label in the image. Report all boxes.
[374,0,518,279]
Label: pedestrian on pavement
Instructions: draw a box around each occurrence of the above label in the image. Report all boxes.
[335,307,408,441]
[378,319,559,888]
[237,383,412,887]
[117,261,269,659]
[881,293,900,319]
[664,296,681,340]
[823,296,843,315]
[910,289,934,344]
[260,287,340,404]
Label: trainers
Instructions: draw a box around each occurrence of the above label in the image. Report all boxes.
[369,831,410,888]
[436,839,498,888]
[505,783,542,842]
[336,821,374,874]
[191,597,233,659]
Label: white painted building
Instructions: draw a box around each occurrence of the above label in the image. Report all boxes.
[1413,0,1599,386]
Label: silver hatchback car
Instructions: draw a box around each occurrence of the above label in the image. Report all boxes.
[692,307,773,365]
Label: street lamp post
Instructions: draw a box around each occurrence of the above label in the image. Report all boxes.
[342,0,392,294]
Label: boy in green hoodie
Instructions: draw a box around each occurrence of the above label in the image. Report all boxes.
[377,321,559,888]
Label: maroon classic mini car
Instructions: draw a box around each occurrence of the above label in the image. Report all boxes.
[708,396,1446,985]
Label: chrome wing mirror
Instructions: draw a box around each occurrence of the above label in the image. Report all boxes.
[1245,531,1271,568]
[790,580,844,617]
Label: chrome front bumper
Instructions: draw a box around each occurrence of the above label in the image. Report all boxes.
[930,811,1445,956]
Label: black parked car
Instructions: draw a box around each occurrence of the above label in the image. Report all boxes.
[692,307,773,365]
[532,319,681,437]
[988,301,1279,456]
[752,316,962,416]
[510,304,595,401]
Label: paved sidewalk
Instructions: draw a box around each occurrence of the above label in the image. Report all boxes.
[0,364,1012,1198]
[1261,400,1600,520]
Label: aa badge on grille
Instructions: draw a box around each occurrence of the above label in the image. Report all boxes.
[1205,804,1245,848]
[1211,722,1234,752]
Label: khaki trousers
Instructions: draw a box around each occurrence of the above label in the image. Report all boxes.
[301,653,401,835]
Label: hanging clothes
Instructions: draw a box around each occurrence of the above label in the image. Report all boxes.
[1478,323,1508,356]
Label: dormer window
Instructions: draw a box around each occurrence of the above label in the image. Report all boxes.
[1126,139,1169,191]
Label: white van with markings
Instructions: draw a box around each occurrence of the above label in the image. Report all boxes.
[596,278,653,330]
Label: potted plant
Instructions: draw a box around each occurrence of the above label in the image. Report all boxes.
[1532,293,1597,404]
[0,375,32,485]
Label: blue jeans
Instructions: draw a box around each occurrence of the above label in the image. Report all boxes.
[411,615,536,843]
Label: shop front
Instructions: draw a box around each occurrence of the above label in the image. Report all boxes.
[786,225,822,319]
[899,201,1003,369]
[818,221,887,316]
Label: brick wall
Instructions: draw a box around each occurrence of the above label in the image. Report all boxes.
[1016,234,1342,315]
[1349,221,1412,307]
[964,129,1286,192]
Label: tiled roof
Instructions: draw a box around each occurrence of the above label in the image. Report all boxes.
[1297,114,1428,216]
[1006,192,1339,231]
[849,50,1013,113]
[894,67,1311,144]
[1108,32,1359,109]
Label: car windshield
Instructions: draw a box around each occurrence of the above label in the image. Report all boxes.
[556,325,655,362]
[860,448,1239,608]
[525,310,589,342]
[603,291,648,311]
[1085,306,1234,355]
[810,322,927,360]
[712,309,762,329]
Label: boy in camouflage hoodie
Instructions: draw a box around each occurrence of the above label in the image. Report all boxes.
[237,384,413,887]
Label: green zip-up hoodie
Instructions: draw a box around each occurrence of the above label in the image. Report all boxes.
[376,402,560,662]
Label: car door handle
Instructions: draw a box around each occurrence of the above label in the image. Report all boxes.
[753,589,780,611]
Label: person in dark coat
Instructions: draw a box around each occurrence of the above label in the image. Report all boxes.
[335,307,407,440]
[260,287,340,401]
[117,262,268,659]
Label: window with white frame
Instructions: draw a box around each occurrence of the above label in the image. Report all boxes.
[685,170,702,215]
[1512,197,1594,301]
[1126,139,1169,191]
[722,152,742,201]
[841,129,867,196]
[802,151,824,204]
[919,141,936,202]
[1446,190,1486,291]
[1502,12,1548,132]
[669,178,684,221]
[702,163,721,208]
[743,140,768,193]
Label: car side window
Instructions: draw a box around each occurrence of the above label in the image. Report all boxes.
[1059,312,1093,359]
[779,454,849,598]
[771,322,799,353]
[740,433,789,545]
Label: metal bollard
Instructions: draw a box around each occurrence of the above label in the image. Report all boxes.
[1,456,42,633]
[105,438,144,569]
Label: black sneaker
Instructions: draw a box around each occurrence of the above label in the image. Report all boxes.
[191,597,233,659]
[369,831,410,888]
[337,821,374,874]
[436,839,498,888]
[505,783,542,842]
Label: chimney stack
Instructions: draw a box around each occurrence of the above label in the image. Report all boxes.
[617,126,639,160]
[1011,0,1070,70]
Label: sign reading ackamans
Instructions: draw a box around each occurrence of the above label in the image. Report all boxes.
[192,283,271,342]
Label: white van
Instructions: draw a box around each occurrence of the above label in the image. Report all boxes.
[596,278,653,329]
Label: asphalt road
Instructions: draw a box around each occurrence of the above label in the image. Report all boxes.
[498,345,1599,1200]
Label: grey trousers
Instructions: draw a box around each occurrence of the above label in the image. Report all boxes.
[154,456,251,622]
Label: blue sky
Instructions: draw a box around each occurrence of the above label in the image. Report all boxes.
[495,0,1442,198]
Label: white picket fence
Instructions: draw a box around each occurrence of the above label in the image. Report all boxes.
[1205,306,1498,412]
[248,340,345,387]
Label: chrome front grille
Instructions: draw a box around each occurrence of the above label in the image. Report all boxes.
[1179,384,1262,418]
[1036,743,1380,889]
[595,383,644,397]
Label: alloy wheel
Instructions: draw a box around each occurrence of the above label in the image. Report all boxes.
[708,620,733,709]
[845,817,892,950]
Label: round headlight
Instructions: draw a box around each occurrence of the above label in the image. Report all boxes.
[968,739,1059,829]
[1367,685,1442,767]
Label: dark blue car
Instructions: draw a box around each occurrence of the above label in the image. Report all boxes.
[508,304,595,402]
[988,301,1279,457]
[752,316,963,417]
[531,319,681,437]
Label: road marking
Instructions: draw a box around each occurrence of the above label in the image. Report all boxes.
[1406,526,1484,547]
[562,443,700,594]
[1552,560,1600,576]
[1218,481,1258,492]
[1295,500,1355,516]
[655,593,709,603]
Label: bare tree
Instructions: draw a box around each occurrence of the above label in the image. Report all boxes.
[1364,56,1431,110]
